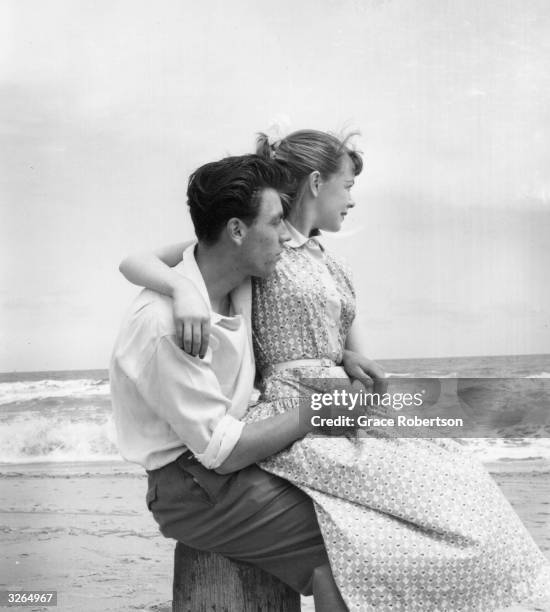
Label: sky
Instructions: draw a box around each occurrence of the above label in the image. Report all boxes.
[1,0,549,372]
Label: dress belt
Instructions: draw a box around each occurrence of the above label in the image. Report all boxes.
[267,358,337,373]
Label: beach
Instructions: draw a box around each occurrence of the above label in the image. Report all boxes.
[1,462,174,611]
[1,357,549,610]
[1,458,549,612]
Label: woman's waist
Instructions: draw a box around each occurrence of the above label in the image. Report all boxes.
[261,357,348,379]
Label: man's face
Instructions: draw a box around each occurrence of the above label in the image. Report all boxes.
[241,188,290,278]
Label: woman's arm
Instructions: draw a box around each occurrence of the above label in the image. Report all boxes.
[344,318,370,356]
[343,320,387,389]
[119,242,191,296]
[119,242,211,357]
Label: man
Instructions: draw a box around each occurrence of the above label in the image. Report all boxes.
[110,155,356,607]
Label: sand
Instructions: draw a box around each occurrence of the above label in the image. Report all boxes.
[1,460,549,612]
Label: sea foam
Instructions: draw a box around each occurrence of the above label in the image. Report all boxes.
[0,378,110,406]
[0,413,120,464]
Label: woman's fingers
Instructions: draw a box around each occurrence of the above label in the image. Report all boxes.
[175,324,183,350]
[198,321,211,359]
[349,365,374,390]
[172,282,210,356]
[350,377,370,393]
[181,319,210,357]
[182,323,194,354]
[361,362,388,395]
[363,361,386,380]
[191,324,202,357]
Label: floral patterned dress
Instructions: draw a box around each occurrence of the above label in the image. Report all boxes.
[245,236,550,611]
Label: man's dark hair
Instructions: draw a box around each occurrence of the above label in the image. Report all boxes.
[187,154,290,244]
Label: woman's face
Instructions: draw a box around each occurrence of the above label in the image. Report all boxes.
[314,155,356,232]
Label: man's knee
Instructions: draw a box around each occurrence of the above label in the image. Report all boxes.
[312,563,333,585]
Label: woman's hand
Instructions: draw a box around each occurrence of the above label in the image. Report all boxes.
[117,241,211,358]
[172,279,211,358]
[342,349,387,394]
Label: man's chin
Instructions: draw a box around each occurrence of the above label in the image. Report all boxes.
[257,261,277,277]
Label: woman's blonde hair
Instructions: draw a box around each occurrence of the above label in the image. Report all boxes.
[256,129,363,207]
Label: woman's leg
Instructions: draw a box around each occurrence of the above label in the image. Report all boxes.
[312,563,348,612]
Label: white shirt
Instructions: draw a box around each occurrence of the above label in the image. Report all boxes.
[110,244,254,471]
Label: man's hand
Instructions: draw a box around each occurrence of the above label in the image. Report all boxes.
[172,281,211,358]
[342,349,387,394]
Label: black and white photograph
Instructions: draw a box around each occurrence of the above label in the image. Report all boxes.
[1,1,550,610]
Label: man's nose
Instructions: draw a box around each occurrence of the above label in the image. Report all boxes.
[347,198,355,209]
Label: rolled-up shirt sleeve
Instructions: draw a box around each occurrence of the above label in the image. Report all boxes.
[194,414,244,469]
[136,334,245,469]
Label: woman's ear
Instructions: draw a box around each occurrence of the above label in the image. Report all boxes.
[307,170,322,197]
[226,217,247,245]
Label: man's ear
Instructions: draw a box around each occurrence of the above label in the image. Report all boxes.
[307,171,322,197]
[226,217,248,244]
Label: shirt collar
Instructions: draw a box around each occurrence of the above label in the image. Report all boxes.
[284,220,322,249]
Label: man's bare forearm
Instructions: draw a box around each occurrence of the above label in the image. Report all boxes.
[215,407,309,474]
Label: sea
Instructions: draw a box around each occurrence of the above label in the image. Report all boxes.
[1,354,549,470]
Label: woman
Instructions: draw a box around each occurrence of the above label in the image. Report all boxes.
[120,130,550,611]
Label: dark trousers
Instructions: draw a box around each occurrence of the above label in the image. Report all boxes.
[146,452,328,595]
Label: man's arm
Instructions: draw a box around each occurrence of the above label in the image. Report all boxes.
[215,407,309,474]
[139,333,360,474]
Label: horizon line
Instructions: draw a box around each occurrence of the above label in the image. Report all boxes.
[1,352,549,377]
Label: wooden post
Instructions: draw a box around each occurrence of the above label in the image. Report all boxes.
[172,542,301,612]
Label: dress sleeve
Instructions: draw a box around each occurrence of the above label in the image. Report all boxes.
[136,334,244,469]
